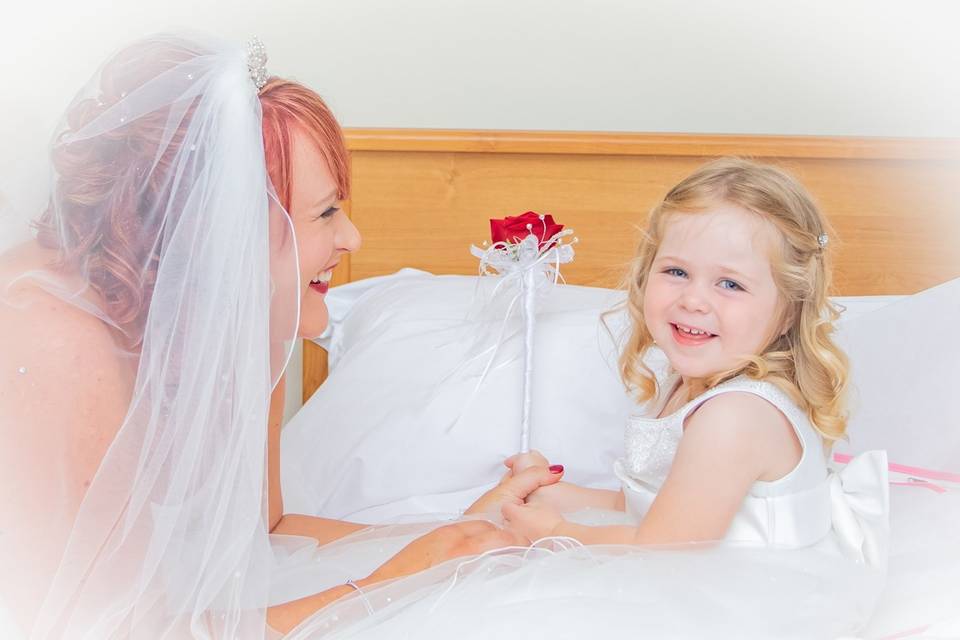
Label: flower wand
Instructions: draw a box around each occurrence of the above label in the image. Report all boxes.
[470,211,576,452]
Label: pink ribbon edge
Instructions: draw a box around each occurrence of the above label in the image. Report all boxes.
[833,453,960,484]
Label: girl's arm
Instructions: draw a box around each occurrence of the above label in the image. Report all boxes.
[527,482,625,512]
[505,451,625,512]
[505,392,800,545]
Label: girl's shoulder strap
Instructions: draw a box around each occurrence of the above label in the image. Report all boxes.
[675,375,810,441]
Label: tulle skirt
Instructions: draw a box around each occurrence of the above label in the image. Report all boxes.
[265,481,960,640]
[269,511,890,640]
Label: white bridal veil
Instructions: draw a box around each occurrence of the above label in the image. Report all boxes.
[0,34,299,637]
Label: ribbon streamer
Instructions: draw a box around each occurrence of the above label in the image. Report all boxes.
[470,229,575,452]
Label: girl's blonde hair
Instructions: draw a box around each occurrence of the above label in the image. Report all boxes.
[619,157,849,443]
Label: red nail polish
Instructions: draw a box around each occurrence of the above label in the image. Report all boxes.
[549,465,564,474]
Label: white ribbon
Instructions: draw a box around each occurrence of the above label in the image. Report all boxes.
[469,231,575,452]
[469,233,575,283]
[829,449,890,566]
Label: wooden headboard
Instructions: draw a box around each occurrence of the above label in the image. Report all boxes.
[303,129,960,401]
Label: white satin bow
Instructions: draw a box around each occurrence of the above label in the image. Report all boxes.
[829,449,890,567]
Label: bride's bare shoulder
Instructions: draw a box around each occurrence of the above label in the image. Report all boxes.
[1,243,116,347]
[1,242,133,510]
[0,242,133,403]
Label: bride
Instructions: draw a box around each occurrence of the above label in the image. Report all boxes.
[0,33,558,638]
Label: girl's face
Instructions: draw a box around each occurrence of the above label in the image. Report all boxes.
[642,203,786,382]
[288,130,361,338]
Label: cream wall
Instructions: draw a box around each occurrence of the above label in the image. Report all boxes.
[1,0,958,417]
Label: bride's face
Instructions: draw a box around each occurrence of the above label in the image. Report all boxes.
[288,130,361,338]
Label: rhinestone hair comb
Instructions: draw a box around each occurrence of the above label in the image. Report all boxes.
[246,38,269,91]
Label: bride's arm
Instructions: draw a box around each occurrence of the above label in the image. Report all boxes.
[265,520,527,633]
[266,374,286,530]
[265,379,565,545]
[266,466,564,633]
[266,375,367,543]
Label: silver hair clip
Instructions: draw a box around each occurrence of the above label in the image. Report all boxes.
[246,38,269,91]
[817,233,829,248]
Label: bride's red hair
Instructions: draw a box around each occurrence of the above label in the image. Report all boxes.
[260,78,351,211]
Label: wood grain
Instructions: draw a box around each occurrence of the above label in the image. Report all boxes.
[345,129,960,160]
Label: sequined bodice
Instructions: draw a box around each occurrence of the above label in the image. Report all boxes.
[617,374,825,491]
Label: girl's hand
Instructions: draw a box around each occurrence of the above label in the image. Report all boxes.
[504,449,551,475]
[504,450,565,507]
[501,501,566,542]
[464,464,564,516]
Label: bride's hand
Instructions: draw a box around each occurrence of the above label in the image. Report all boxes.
[360,520,529,585]
[464,463,564,516]
[502,501,566,542]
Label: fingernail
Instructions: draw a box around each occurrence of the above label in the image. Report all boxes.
[549,464,564,474]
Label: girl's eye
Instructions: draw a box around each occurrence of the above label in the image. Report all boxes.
[316,206,339,221]
[665,267,687,278]
[718,279,744,291]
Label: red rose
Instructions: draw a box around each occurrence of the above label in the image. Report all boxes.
[489,211,564,247]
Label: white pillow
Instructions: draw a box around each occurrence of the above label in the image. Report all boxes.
[836,277,960,637]
[282,270,649,521]
[834,276,960,472]
[281,269,911,522]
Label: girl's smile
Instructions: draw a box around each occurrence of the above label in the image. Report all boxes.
[670,322,717,346]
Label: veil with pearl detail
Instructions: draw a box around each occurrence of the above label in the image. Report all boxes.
[0,33,300,637]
